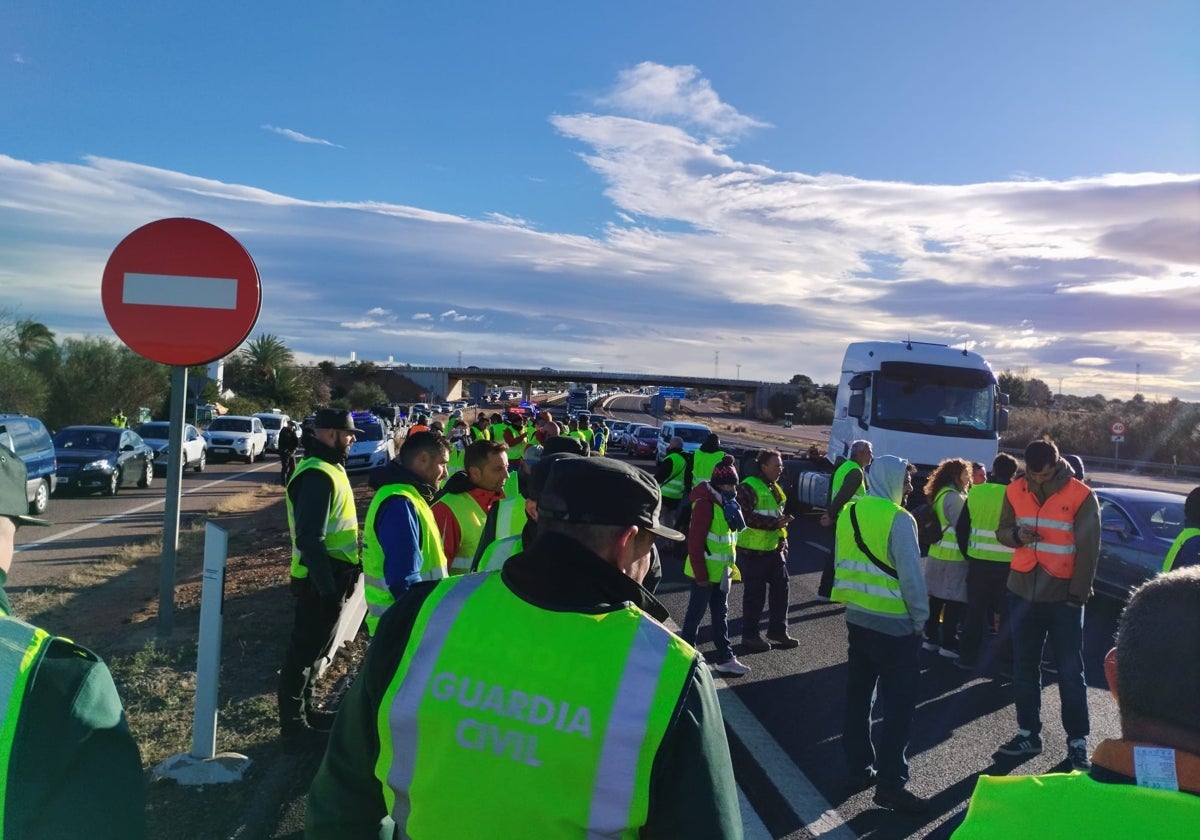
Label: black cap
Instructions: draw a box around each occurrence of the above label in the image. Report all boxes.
[0,444,51,527]
[538,456,684,541]
[314,408,358,431]
[543,435,588,457]
[527,452,580,501]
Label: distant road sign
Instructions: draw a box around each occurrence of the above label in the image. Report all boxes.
[659,387,687,399]
[1112,435,1125,443]
[1111,421,1126,435]
[102,218,261,366]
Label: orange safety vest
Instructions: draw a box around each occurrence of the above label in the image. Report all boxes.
[1005,476,1091,579]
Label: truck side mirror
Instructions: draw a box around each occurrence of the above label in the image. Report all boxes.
[997,392,1010,406]
[848,373,871,390]
[997,407,1009,432]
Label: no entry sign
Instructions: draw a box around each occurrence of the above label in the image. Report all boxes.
[101,218,261,366]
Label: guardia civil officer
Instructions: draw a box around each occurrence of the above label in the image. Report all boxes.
[306,456,742,838]
[0,445,145,837]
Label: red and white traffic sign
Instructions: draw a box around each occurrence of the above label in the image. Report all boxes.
[1111,420,1126,435]
[101,218,261,366]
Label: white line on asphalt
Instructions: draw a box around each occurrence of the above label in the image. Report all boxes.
[14,464,275,553]
[715,679,858,839]
[804,540,830,554]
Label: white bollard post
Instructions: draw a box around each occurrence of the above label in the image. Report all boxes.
[150,522,253,785]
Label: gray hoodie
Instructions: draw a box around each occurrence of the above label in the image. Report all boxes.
[843,455,930,636]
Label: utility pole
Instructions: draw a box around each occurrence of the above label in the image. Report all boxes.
[457,350,462,367]
[736,364,741,380]
[715,350,720,379]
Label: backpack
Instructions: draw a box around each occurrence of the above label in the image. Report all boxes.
[911,502,945,549]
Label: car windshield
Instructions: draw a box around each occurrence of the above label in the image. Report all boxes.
[357,424,384,441]
[209,418,252,433]
[675,427,710,443]
[54,428,119,450]
[258,416,283,430]
[136,424,169,440]
[637,427,659,439]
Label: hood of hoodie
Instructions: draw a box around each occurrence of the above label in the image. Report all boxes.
[437,469,477,497]
[688,480,724,504]
[866,455,909,506]
[367,458,436,499]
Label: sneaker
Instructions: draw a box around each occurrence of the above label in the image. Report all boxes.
[741,636,771,653]
[873,787,929,814]
[1067,739,1091,771]
[713,658,750,677]
[766,632,800,649]
[938,647,960,660]
[921,640,940,652]
[995,732,1043,757]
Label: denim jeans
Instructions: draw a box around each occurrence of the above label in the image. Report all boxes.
[1007,592,1089,741]
[843,623,922,792]
[680,581,733,663]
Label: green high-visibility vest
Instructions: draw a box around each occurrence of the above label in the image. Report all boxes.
[832,497,907,616]
[361,484,448,636]
[830,459,866,505]
[737,476,787,552]
[477,534,522,573]
[286,457,360,579]
[953,769,1200,838]
[447,441,466,477]
[374,573,697,838]
[490,422,510,444]
[507,427,528,460]
[435,491,487,575]
[965,483,1015,563]
[926,486,966,562]
[692,450,726,483]
[492,495,528,543]
[0,611,53,830]
[684,497,738,582]
[1164,527,1200,572]
[659,452,687,501]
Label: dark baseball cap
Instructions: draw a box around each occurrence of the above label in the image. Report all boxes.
[0,444,51,527]
[538,456,684,541]
[314,408,358,431]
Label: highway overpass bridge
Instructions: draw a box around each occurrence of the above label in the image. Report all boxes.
[380,365,797,415]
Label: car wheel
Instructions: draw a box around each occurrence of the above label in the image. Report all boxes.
[29,478,50,516]
[245,447,255,464]
[194,450,206,473]
[138,459,153,488]
[104,470,120,496]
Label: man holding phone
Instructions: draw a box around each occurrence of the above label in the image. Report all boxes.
[993,440,1100,771]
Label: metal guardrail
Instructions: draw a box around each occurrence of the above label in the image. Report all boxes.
[999,447,1200,481]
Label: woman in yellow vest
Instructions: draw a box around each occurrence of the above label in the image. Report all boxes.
[679,456,749,677]
[920,458,973,660]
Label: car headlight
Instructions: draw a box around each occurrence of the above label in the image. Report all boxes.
[82,459,114,472]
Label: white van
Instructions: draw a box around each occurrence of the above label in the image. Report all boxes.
[655,421,711,464]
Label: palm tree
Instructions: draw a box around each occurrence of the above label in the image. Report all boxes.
[240,334,294,382]
[12,320,56,360]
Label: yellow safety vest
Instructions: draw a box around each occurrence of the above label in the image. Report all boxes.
[435,491,488,575]
[832,497,907,616]
[659,452,687,501]
[1164,527,1200,572]
[492,495,528,544]
[830,460,866,506]
[926,486,966,562]
[692,450,726,484]
[374,573,696,838]
[361,484,448,636]
[286,457,360,579]
[477,534,523,573]
[737,476,787,552]
[966,483,1015,563]
[684,496,739,583]
[953,770,1200,838]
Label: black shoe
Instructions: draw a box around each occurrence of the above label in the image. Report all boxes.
[846,769,878,793]
[1067,740,1091,771]
[954,657,977,672]
[306,709,338,732]
[740,636,772,654]
[281,724,328,754]
[995,732,1043,757]
[873,787,929,813]
[766,632,800,649]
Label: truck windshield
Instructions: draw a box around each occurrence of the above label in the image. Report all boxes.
[871,362,996,438]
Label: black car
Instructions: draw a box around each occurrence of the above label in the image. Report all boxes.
[53,425,155,496]
[1094,487,1187,600]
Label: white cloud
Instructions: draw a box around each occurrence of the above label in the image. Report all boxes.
[412,313,433,321]
[12,54,25,64]
[1074,357,1112,366]
[366,307,391,317]
[261,125,344,148]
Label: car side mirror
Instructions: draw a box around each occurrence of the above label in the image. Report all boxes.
[1101,521,1130,540]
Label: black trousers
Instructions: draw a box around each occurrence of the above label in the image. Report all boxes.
[277,577,350,731]
[960,559,1012,664]
[739,545,791,638]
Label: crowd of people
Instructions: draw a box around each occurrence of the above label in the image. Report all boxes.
[4,400,1198,837]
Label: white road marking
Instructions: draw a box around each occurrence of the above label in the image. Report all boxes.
[738,784,774,840]
[123,272,239,309]
[15,464,274,553]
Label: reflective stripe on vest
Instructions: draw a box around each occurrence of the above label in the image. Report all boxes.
[831,460,866,503]
[659,453,686,501]
[436,491,487,574]
[493,496,528,543]
[684,498,738,582]
[692,450,725,483]
[478,534,522,573]
[738,476,787,551]
[927,486,966,561]
[286,457,360,578]
[966,483,1015,563]
[953,770,1200,838]
[362,483,449,636]
[375,573,696,838]
[1164,527,1200,572]
[0,613,53,824]
[447,443,466,477]
[1006,477,1091,579]
[831,497,907,616]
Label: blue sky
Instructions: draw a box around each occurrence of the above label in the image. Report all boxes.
[2,2,1199,398]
